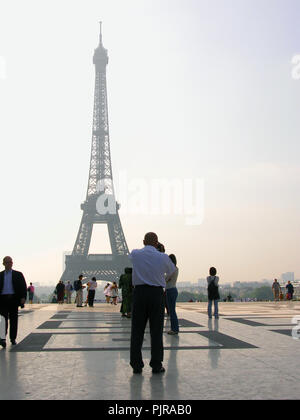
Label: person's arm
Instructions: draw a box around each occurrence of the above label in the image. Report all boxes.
[166,268,178,283]
[164,256,176,277]
[128,250,135,261]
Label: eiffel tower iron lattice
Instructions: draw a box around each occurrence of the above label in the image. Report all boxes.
[60,24,130,283]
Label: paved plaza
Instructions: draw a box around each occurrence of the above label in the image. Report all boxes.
[0,301,299,400]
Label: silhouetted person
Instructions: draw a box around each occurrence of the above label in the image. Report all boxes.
[129,232,176,374]
[119,268,133,318]
[56,280,65,304]
[0,256,27,348]
[165,254,179,335]
[207,267,220,319]
[27,282,35,304]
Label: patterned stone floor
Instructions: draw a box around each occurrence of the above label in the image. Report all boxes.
[0,301,299,400]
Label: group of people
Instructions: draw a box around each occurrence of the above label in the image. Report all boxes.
[104,282,119,305]
[54,276,98,307]
[54,278,122,307]
[272,279,295,301]
[128,232,223,374]
[0,248,296,378]
[0,243,221,365]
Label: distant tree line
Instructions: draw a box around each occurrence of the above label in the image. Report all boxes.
[178,286,275,302]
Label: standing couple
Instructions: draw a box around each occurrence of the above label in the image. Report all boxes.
[129,232,178,374]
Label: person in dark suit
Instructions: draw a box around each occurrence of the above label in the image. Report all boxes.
[0,256,27,348]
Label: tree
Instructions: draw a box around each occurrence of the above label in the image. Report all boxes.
[177,291,207,302]
[249,286,273,301]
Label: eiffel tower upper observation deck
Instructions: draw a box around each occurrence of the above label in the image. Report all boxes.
[60,23,130,283]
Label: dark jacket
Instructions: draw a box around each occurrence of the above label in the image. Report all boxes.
[56,282,65,294]
[0,270,27,304]
[286,283,294,294]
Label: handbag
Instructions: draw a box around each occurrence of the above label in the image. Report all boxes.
[0,315,6,340]
[208,276,220,300]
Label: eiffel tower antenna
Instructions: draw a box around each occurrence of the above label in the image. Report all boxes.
[99,21,103,44]
[60,24,130,283]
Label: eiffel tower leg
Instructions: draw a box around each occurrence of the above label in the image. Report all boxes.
[73,213,93,256]
[107,213,129,256]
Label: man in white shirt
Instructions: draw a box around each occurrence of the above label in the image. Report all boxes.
[129,232,176,374]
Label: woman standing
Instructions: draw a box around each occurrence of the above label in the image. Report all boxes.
[207,267,220,319]
[166,254,179,335]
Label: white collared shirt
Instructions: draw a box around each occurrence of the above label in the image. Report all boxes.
[88,280,98,291]
[129,246,176,287]
[166,267,179,289]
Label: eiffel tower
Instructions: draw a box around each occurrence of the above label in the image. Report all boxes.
[61,23,130,283]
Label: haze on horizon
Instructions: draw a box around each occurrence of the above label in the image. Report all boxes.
[0,0,299,286]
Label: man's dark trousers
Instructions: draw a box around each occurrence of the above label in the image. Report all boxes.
[0,295,19,342]
[130,285,164,370]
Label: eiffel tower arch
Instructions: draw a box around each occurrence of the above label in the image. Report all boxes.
[61,23,130,283]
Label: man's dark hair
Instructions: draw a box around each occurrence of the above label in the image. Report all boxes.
[144,232,158,247]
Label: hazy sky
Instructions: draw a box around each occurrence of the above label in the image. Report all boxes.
[0,0,299,285]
